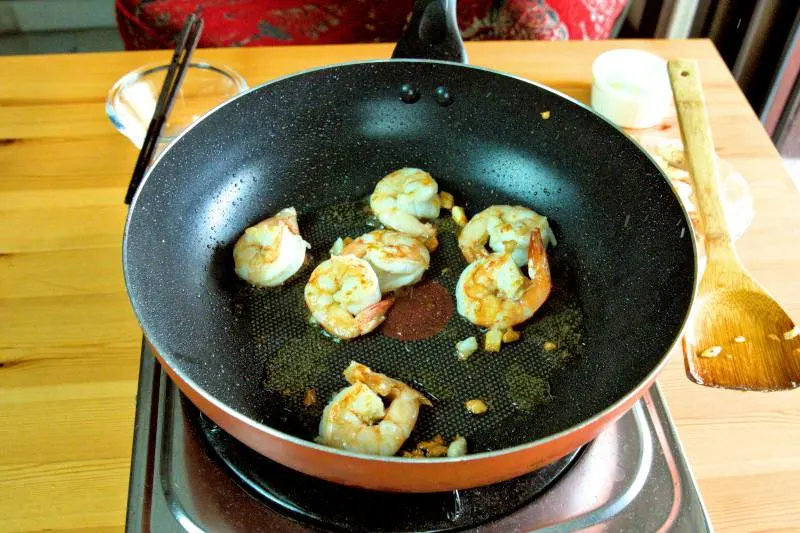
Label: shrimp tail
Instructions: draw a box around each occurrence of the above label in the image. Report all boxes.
[344,361,392,397]
[411,390,434,407]
[355,297,394,335]
[525,229,552,311]
[343,361,371,384]
[344,361,433,407]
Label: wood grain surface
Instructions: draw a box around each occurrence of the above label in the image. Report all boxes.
[1,40,799,532]
[669,58,800,391]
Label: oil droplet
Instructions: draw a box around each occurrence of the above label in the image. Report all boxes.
[507,362,552,412]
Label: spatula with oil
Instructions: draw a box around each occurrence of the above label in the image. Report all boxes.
[668,58,800,390]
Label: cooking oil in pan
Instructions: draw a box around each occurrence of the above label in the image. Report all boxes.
[265,325,337,396]
[242,195,586,449]
[507,361,552,413]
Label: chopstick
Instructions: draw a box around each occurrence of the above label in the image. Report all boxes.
[124,13,204,205]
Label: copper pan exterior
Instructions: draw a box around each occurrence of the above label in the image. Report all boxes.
[150,341,660,493]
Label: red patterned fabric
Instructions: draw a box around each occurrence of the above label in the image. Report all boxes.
[116,0,627,51]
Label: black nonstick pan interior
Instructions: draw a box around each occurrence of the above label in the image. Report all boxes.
[123,60,696,454]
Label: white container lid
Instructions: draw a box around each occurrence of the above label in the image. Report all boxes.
[591,49,672,129]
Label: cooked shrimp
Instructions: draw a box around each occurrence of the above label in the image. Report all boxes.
[304,254,394,339]
[233,207,310,287]
[456,229,551,330]
[339,230,430,293]
[369,168,440,240]
[316,361,432,456]
[458,205,556,267]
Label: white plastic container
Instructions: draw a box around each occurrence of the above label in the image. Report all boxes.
[591,49,672,129]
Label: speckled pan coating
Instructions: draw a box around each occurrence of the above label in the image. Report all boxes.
[123,59,696,489]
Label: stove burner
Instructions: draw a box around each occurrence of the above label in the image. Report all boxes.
[196,410,580,532]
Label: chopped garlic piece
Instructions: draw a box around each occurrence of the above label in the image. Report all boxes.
[329,237,345,256]
[447,436,468,457]
[485,329,503,352]
[424,234,439,252]
[541,110,551,120]
[456,337,478,361]
[439,191,455,210]
[452,206,467,226]
[543,341,557,352]
[303,388,317,407]
[503,328,521,343]
[403,436,449,458]
[465,399,488,415]
[733,336,746,343]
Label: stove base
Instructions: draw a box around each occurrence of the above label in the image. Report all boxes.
[126,342,712,532]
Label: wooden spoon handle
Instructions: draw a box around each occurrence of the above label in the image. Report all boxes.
[667,59,732,252]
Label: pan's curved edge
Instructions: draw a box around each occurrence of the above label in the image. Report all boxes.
[151,338,653,492]
[123,58,700,486]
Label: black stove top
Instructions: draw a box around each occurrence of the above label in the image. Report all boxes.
[126,342,712,532]
[198,409,580,532]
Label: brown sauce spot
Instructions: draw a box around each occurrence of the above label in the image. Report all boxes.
[381,281,454,341]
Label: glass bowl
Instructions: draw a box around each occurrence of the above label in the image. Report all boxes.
[106,62,248,149]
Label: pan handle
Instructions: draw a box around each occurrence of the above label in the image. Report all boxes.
[392,0,468,64]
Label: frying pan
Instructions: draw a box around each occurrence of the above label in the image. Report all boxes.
[123,0,697,492]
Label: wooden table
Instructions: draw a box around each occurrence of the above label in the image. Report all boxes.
[1,39,799,532]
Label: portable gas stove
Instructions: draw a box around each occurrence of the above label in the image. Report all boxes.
[126,342,712,532]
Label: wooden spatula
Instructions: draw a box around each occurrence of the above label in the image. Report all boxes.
[668,58,800,391]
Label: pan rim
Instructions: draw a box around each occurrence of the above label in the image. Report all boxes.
[123,57,700,464]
